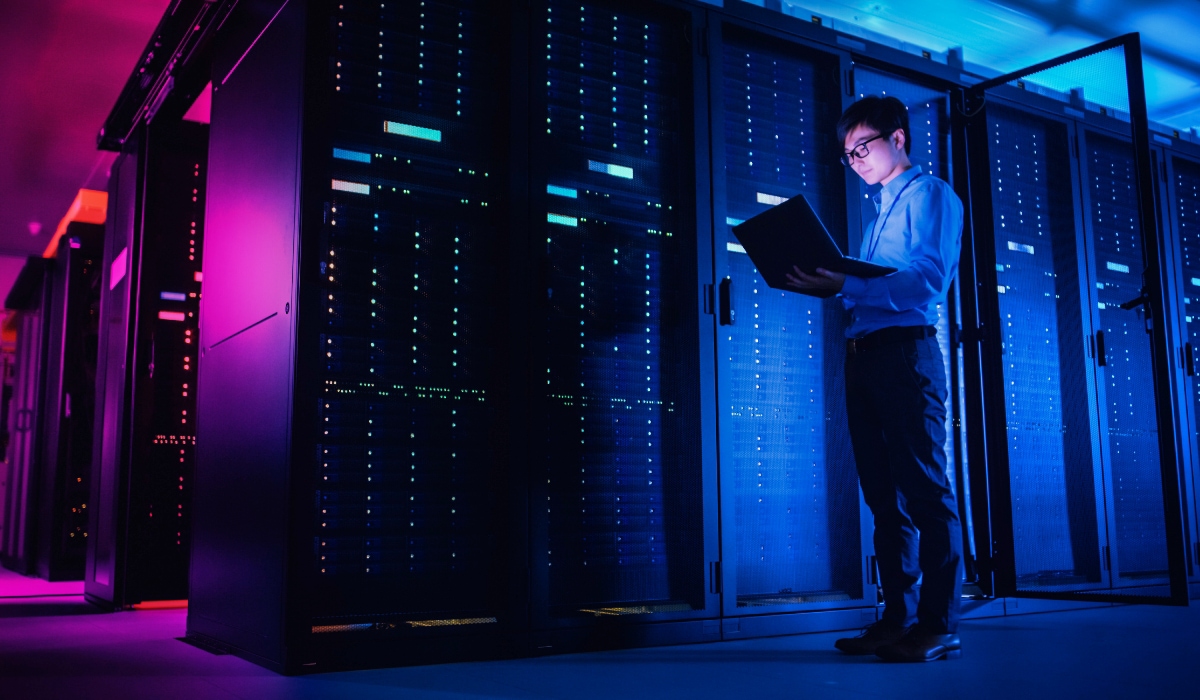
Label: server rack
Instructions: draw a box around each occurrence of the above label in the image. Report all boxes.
[1,258,50,574]
[36,222,104,580]
[526,0,720,649]
[86,119,207,607]
[190,0,520,671]
[708,20,871,635]
[1159,139,1200,585]
[959,35,1190,603]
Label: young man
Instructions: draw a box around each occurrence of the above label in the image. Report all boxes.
[786,95,965,662]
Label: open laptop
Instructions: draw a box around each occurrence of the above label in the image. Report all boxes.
[731,192,897,298]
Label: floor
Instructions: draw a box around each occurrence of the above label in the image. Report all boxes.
[1,566,1196,700]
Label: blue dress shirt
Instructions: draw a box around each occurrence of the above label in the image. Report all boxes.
[839,165,964,338]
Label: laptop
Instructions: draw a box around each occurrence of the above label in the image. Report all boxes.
[731,192,897,298]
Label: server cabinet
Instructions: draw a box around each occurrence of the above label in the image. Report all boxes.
[965,75,1188,600]
[1077,127,1172,588]
[708,22,872,633]
[526,0,718,648]
[1162,148,1200,580]
[1,258,49,574]
[86,120,206,607]
[190,0,518,671]
[36,222,104,580]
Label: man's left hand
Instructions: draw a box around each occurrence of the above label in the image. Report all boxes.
[785,266,845,294]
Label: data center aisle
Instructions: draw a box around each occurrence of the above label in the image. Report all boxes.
[1,596,1197,700]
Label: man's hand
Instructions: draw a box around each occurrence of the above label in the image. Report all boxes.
[785,266,845,294]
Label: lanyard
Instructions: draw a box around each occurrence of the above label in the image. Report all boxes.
[864,172,922,262]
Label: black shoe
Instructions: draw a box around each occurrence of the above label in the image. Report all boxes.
[875,627,961,662]
[834,620,908,655]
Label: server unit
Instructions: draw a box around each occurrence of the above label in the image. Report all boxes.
[190,0,519,671]
[709,24,869,633]
[1,258,50,574]
[36,222,105,580]
[1160,142,1200,581]
[86,120,207,607]
[526,0,718,648]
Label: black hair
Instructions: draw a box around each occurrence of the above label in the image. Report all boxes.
[836,95,911,155]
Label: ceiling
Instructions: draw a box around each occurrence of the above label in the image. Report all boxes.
[1,0,1198,296]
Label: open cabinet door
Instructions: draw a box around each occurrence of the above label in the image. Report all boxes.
[959,33,1190,605]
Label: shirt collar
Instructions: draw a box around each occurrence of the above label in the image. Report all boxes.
[872,164,923,212]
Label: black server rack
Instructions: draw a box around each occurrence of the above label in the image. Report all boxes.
[86,120,207,607]
[190,0,518,671]
[1162,148,1200,578]
[1,258,50,574]
[709,23,869,633]
[36,222,104,580]
[975,102,1108,594]
[527,0,717,647]
[1078,129,1171,585]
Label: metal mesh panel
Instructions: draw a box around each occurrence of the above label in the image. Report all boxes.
[539,0,704,613]
[987,104,1103,590]
[1175,156,1200,466]
[1006,47,1130,122]
[720,28,861,606]
[1086,132,1169,582]
[314,0,507,619]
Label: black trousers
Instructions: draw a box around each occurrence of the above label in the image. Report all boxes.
[845,327,963,633]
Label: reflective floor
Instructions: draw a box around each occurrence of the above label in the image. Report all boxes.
[2,566,1196,700]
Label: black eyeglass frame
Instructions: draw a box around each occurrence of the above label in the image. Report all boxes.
[840,131,894,166]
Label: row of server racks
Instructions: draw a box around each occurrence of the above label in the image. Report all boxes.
[0,117,208,609]
[0,0,1185,674]
[163,0,1200,672]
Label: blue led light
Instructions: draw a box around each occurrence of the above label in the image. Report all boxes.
[547,184,578,198]
[160,291,187,302]
[1106,261,1130,273]
[725,216,745,226]
[547,213,578,226]
[587,160,633,179]
[383,121,443,142]
[333,148,372,163]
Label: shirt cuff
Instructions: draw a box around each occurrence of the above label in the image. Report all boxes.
[840,274,868,299]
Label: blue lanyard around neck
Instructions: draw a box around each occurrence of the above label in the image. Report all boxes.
[864,172,922,262]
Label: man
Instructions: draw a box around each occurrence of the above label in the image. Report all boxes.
[786,95,964,662]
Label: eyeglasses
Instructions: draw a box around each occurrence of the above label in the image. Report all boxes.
[840,132,892,166]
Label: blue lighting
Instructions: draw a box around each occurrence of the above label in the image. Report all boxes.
[547,213,578,226]
[587,160,634,179]
[333,148,372,163]
[1107,261,1131,273]
[547,184,578,198]
[160,291,187,302]
[383,121,443,142]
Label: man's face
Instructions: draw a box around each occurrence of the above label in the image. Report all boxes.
[843,123,904,186]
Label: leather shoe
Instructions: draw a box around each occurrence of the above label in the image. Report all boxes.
[875,629,961,662]
[834,621,908,655]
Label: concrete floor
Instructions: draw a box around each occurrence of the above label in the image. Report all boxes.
[1,567,1196,700]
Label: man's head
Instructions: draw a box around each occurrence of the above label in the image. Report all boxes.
[837,96,912,186]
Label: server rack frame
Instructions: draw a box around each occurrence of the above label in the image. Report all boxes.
[1,258,50,575]
[190,0,526,672]
[960,34,1190,605]
[703,13,876,638]
[1156,136,1200,587]
[36,222,104,581]
[86,119,207,609]
[522,0,723,653]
